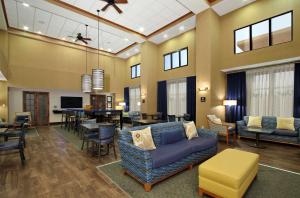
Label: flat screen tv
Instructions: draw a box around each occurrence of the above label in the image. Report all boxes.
[61,97,83,108]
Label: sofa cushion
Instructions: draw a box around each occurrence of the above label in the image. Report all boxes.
[273,129,298,137]
[188,136,218,153]
[150,140,192,169]
[160,128,185,145]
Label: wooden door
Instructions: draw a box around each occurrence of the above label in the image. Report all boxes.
[90,95,106,110]
[23,92,49,126]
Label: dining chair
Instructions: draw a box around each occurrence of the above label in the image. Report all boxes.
[183,114,191,121]
[0,122,27,165]
[153,112,163,120]
[91,124,117,161]
[141,113,148,119]
[4,119,29,147]
[81,119,97,150]
[168,115,176,122]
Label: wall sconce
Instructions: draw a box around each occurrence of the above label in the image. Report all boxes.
[198,87,209,92]
[1,104,6,108]
[141,94,146,103]
[223,100,237,106]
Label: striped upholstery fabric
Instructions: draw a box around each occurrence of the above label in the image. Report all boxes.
[119,123,217,184]
[207,116,234,136]
[238,116,300,145]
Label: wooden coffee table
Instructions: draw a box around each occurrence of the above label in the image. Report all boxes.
[246,128,274,149]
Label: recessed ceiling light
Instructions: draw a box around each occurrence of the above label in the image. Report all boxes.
[72,39,76,42]
[23,26,29,30]
[124,38,129,42]
[37,31,42,34]
[100,47,104,50]
[134,48,139,53]
[163,34,168,39]
[126,52,130,56]
[139,27,144,33]
[61,37,66,40]
[107,48,112,52]
[179,26,185,31]
[22,2,29,7]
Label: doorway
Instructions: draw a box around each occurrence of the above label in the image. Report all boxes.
[90,95,106,109]
[23,91,49,126]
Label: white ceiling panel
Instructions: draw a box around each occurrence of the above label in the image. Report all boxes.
[149,16,195,45]
[117,44,141,59]
[212,0,256,16]
[4,0,141,53]
[60,0,191,36]
[0,0,7,30]
[177,0,209,14]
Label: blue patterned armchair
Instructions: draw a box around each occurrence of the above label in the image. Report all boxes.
[119,122,217,191]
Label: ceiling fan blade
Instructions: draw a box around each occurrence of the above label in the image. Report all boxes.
[101,3,110,12]
[83,38,92,41]
[115,0,128,3]
[112,4,122,13]
[82,40,88,45]
[67,35,75,38]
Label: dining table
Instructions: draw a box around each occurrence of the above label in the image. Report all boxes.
[133,119,164,126]
[81,122,115,132]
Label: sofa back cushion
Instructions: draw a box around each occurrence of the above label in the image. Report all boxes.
[160,127,185,145]
[243,116,300,131]
[119,122,186,147]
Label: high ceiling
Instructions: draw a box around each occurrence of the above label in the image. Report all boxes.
[1,0,256,58]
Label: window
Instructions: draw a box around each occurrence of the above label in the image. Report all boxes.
[167,78,187,116]
[246,64,294,117]
[234,11,293,54]
[164,48,188,70]
[129,87,141,112]
[131,64,141,79]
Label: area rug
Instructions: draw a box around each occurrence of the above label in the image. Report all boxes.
[97,161,300,198]
[52,126,82,150]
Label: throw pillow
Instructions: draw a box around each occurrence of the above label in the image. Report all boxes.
[247,116,262,128]
[131,127,156,150]
[183,121,199,140]
[276,117,295,131]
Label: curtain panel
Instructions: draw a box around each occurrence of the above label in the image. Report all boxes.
[294,63,300,118]
[246,64,294,117]
[167,79,187,116]
[129,87,141,112]
[225,72,247,122]
[186,76,196,122]
[157,81,167,120]
[124,87,129,112]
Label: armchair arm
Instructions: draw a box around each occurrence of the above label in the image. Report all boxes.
[118,140,152,170]
[197,128,217,139]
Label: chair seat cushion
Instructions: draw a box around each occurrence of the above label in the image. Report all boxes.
[84,132,98,139]
[91,137,113,144]
[273,129,298,137]
[0,141,19,150]
[150,137,217,169]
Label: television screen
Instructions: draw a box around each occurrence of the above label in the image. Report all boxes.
[61,97,83,108]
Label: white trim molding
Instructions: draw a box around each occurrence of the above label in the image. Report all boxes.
[221,56,300,73]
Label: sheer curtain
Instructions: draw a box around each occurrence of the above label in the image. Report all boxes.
[129,87,141,112]
[246,64,294,117]
[167,78,187,116]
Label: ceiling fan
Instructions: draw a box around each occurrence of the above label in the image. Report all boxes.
[99,0,128,14]
[68,33,92,45]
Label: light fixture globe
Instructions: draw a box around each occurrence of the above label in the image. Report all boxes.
[92,69,104,90]
[81,74,92,93]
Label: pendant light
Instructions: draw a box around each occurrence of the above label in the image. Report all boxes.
[92,10,104,90]
[81,24,92,93]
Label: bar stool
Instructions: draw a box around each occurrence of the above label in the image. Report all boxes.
[61,110,67,128]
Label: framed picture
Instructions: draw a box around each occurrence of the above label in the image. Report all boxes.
[107,96,112,102]
[107,102,112,108]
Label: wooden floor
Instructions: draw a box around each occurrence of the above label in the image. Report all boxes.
[1,126,300,198]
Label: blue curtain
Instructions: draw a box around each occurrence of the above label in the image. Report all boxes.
[294,63,300,118]
[124,87,129,112]
[225,72,246,123]
[186,76,196,122]
[157,81,167,120]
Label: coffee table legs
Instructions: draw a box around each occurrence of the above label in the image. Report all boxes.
[249,133,266,149]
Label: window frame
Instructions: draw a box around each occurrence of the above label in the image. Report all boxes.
[163,47,189,71]
[131,63,141,79]
[234,10,293,54]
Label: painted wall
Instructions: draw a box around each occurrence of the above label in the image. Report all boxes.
[0,30,8,78]
[125,54,141,87]
[157,29,196,81]
[0,81,8,121]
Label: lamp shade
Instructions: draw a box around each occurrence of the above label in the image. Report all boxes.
[92,69,104,90]
[223,100,237,106]
[81,74,92,93]
[119,102,126,106]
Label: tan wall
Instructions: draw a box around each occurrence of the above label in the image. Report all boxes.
[157,30,196,81]
[0,81,8,121]
[0,30,8,77]
[6,33,126,102]
[125,54,141,87]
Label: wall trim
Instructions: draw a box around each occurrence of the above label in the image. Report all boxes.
[221,56,300,73]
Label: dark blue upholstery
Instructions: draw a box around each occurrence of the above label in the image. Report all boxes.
[151,137,217,169]
[16,115,30,123]
[273,129,298,137]
[160,127,185,145]
[167,115,176,122]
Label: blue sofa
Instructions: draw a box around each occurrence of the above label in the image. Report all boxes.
[119,122,218,191]
[237,116,300,145]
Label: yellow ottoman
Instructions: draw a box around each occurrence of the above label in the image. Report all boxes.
[198,149,259,198]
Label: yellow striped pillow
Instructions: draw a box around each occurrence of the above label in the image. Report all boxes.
[276,117,295,131]
[247,116,262,128]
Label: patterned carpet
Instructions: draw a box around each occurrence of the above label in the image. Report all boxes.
[97,161,300,198]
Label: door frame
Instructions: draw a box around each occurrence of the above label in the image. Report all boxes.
[23,91,50,126]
